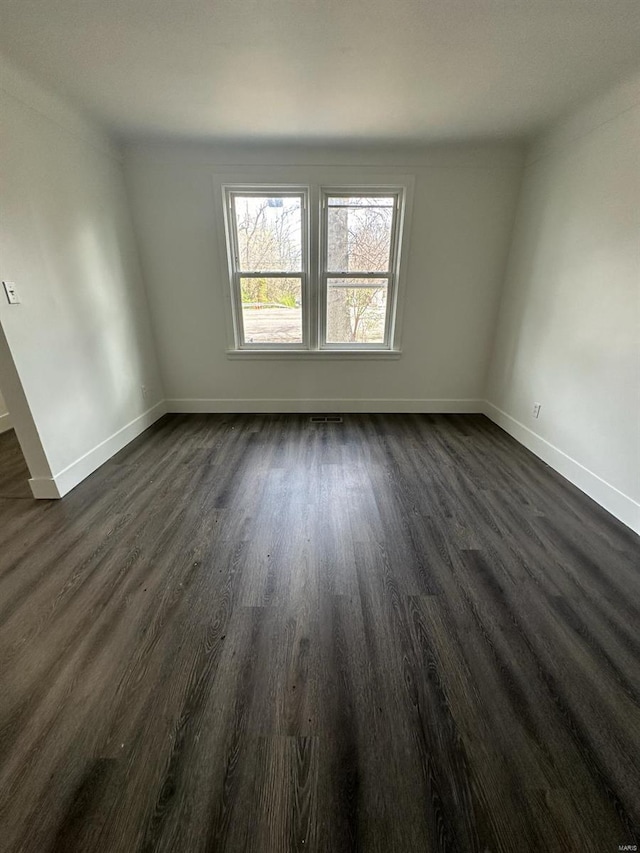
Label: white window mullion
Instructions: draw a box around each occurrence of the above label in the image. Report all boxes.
[304,185,317,351]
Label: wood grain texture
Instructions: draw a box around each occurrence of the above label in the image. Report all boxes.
[0,429,31,498]
[0,414,638,853]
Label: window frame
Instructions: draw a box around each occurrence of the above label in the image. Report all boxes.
[221,182,408,356]
[224,186,309,351]
[319,187,404,351]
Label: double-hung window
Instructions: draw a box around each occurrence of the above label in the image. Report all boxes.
[321,190,400,349]
[226,189,308,348]
[223,185,406,354]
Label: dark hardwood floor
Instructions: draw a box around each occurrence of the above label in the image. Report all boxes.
[0,428,31,499]
[0,414,638,853]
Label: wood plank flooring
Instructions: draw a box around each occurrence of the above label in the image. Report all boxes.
[0,414,638,852]
[0,429,31,499]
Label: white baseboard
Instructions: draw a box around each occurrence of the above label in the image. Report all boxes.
[483,401,640,536]
[29,477,62,499]
[0,412,12,434]
[166,398,484,414]
[28,401,167,500]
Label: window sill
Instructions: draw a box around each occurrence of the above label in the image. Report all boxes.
[226,349,402,361]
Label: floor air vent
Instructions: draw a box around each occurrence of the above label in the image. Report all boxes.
[309,416,343,424]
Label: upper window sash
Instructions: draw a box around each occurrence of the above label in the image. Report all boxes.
[323,191,400,276]
[227,189,306,273]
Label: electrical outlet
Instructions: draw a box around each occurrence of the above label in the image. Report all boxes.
[2,281,19,304]
[532,402,541,419]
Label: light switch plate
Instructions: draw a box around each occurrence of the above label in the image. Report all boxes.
[2,281,20,304]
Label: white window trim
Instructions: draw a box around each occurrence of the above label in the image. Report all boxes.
[225,349,402,360]
[219,176,414,359]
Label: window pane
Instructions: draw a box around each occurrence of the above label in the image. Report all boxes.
[234,195,302,272]
[326,278,387,344]
[240,277,302,344]
[327,199,393,272]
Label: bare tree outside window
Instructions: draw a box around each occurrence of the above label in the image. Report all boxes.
[325,196,395,344]
[235,197,302,273]
[224,186,404,351]
[231,195,304,344]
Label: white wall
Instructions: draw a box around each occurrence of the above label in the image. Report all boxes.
[0,57,164,496]
[486,71,640,533]
[125,142,523,412]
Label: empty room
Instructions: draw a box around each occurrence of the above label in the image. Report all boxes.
[0,0,639,850]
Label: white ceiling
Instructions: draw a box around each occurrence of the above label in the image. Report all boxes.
[1,0,639,143]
